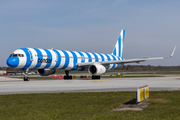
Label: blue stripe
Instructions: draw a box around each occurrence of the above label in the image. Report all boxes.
[105,54,111,61]
[85,52,92,62]
[28,50,33,60]
[105,54,111,69]
[77,51,86,70]
[111,55,117,69]
[78,52,85,63]
[118,35,121,57]
[53,50,61,69]
[61,50,69,69]
[21,48,32,69]
[113,47,116,56]
[117,56,120,67]
[98,53,104,61]
[70,51,78,70]
[92,53,98,62]
[123,30,125,44]
[44,49,52,69]
[33,48,42,69]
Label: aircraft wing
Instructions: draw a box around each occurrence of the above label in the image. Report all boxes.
[77,46,176,67]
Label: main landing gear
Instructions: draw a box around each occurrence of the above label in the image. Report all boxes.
[63,70,101,80]
[92,75,101,79]
[64,70,72,80]
[23,69,30,81]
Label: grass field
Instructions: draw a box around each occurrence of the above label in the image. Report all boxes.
[0,91,180,120]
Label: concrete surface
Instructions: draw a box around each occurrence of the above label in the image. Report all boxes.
[0,76,180,95]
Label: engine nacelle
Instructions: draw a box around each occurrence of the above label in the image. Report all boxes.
[88,64,106,75]
[38,69,56,76]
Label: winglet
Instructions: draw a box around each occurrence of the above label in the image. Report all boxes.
[164,46,176,59]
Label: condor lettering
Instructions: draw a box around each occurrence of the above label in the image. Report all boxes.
[38,58,52,63]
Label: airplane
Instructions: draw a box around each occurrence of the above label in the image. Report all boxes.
[6,30,176,81]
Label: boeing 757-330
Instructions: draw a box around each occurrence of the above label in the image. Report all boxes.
[6,30,176,81]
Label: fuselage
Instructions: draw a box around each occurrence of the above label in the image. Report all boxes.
[7,48,124,70]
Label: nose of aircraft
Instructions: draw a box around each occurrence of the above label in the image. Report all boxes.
[6,57,19,68]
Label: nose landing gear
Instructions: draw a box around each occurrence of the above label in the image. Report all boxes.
[23,77,30,81]
[23,68,30,81]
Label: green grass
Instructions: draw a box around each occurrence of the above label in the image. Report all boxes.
[0,91,180,120]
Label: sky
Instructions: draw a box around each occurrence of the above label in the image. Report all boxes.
[0,0,179,67]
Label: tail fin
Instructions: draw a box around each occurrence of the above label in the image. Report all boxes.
[112,30,125,57]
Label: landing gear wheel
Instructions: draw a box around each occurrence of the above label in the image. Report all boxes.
[92,75,101,79]
[64,76,72,80]
[64,70,72,80]
[24,77,30,81]
[26,77,30,81]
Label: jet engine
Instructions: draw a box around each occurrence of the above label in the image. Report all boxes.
[88,64,106,75]
[38,69,56,76]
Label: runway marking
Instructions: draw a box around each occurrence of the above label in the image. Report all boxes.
[90,79,107,81]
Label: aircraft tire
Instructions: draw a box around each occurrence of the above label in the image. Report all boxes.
[64,76,72,80]
[24,77,30,81]
[26,77,30,81]
[92,75,101,79]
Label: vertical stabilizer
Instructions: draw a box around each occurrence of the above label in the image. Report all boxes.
[112,30,125,57]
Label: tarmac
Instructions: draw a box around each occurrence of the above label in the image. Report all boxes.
[0,76,180,95]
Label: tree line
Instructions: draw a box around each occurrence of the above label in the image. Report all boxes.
[114,65,180,71]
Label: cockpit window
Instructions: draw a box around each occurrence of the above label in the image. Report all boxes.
[10,54,24,57]
[10,54,17,57]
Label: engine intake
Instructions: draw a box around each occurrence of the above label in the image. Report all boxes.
[38,69,56,76]
[88,64,106,75]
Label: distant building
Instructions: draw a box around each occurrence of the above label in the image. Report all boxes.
[0,70,6,75]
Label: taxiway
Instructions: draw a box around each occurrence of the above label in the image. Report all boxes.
[0,76,180,95]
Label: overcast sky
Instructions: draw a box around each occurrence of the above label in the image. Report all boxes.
[0,0,179,67]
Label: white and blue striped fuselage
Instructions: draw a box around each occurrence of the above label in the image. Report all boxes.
[7,48,124,70]
[6,29,175,81]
